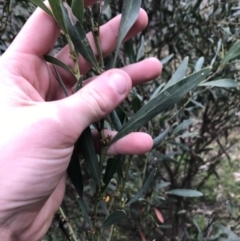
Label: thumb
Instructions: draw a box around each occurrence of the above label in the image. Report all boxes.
[53,69,132,141]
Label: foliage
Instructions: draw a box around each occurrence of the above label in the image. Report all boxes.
[1,0,240,240]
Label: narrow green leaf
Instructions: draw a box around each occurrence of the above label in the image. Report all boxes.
[99,200,109,216]
[163,56,189,91]
[62,2,100,73]
[124,39,136,64]
[101,210,127,229]
[218,225,240,240]
[194,57,204,72]
[167,189,203,197]
[71,0,84,24]
[127,171,155,205]
[67,149,84,198]
[44,55,74,75]
[150,83,165,100]
[131,96,142,112]
[77,197,93,228]
[152,128,170,149]
[223,40,240,64]
[78,127,101,188]
[199,79,239,88]
[156,182,171,190]
[111,67,211,144]
[103,0,111,12]
[210,39,222,66]
[110,110,123,131]
[113,0,142,67]
[48,0,67,33]
[116,155,125,181]
[30,0,53,16]
[161,54,174,65]
[102,157,119,191]
[172,119,195,135]
[136,36,145,62]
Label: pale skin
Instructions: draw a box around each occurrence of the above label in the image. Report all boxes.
[0,0,162,240]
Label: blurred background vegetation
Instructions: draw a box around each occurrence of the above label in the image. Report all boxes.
[1,0,240,240]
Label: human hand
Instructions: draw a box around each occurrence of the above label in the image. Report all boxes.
[0,1,161,240]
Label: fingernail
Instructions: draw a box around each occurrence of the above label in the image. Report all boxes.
[109,73,127,95]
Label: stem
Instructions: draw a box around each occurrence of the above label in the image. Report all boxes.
[107,225,115,241]
[65,34,82,91]
[59,207,79,241]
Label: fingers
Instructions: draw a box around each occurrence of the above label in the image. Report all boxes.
[53,69,132,141]
[7,0,99,56]
[53,9,148,88]
[50,58,162,101]
[92,130,153,155]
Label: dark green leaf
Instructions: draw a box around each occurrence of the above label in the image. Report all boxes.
[124,39,136,64]
[223,40,240,64]
[71,0,84,24]
[172,119,195,135]
[110,110,122,131]
[99,200,109,216]
[131,96,142,112]
[78,127,101,188]
[163,56,189,91]
[48,0,67,33]
[111,67,211,144]
[136,36,145,62]
[30,0,53,16]
[44,55,74,75]
[116,155,125,181]
[77,197,93,228]
[101,210,127,229]
[127,171,155,205]
[62,2,100,73]
[167,189,203,197]
[113,0,142,67]
[199,79,239,88]
[102,157,119,191]
[152,128,170,149]
[67,149,83,198]
[150,83,165,100]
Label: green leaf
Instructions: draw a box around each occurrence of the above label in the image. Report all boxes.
[78,127,101,188]
[62,2,100,73]
[218,225,240,240]
[30,0,53,16]
[124,39,136,64]
[156,182,171,190]
[102,157,119,191]
[44,55,74,75]
[136,36,145,62]
[152,128,170,149]
[103,0,111,12]
[195,57,204,72]
[101,210,127,229]
[71,0,84,24]
[131,96,142,112]
[223,40,240,64]
[163,56,189,91]
[111,67,211,144]
[199,79,239,88]
[99,200,109,216]
[150,83,165,100]
[110,110,123,131]
[48,0,67,33]
[172,119,195,135]
[77,197,93,228]
[211,39,222,66]
[167,189,203,197]
[113,0,142,67]
[67,149,83,198]
[127,171,155,205]
[161,54,174,65]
